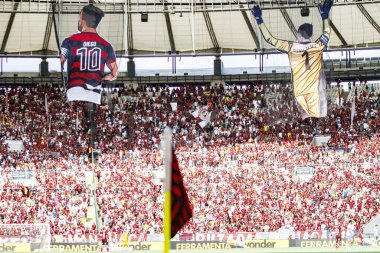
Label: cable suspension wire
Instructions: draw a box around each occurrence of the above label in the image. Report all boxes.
[191,0,195,54]
[51,1,67,96]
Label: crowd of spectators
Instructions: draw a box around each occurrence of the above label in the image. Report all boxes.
[96,136,380,235]
[0,81,379,239]
[0,167,90,238]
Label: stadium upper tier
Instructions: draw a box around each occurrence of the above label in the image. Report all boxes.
[1,0,380,56]
[0,82,379,239]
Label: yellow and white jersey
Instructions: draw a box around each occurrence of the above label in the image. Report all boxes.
[289,42,324,95]
[258,20,330,119]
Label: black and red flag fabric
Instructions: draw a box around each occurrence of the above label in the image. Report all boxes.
[170,150,193,238]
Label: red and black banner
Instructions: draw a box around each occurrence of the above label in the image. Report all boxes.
[171,150,192,238]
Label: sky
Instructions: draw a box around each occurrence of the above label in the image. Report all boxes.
[1,49,380,74]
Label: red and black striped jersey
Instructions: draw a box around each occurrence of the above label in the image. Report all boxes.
[61,32,116,88]
[334,226,342,237]
[99,230,108,241]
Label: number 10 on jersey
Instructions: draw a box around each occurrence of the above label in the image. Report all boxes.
[76,47,101,71]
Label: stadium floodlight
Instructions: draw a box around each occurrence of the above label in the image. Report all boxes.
[301,7,310,17]
[141,13,148,22]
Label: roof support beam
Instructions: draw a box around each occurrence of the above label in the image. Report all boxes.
[357,4,380,34]
[240,9,261,51]
[52,3,62,55]
[280,8,297,38]
[123,0,133,55]
[203,11,220,52]
[126,13,134,54]
[164,13,176,53]
[42,4,54,53]
[1,0,377,14]
[330,20,348,46]
[1,2,19,54]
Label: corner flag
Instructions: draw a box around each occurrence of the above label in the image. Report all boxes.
[164,128,193,253]
[170,150,193,238]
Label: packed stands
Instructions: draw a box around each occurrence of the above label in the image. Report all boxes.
[0,82,379,239]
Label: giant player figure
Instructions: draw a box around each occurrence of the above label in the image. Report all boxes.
[252,0,333,120]
[60,4,118,105]
[60,4,118,145]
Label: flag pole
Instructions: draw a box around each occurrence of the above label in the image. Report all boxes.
[164,127,172,253]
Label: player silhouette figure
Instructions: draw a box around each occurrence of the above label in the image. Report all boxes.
[60,4,118,105]
[252,0,333,120]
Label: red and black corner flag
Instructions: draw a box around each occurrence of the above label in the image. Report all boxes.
[170,150,193,238]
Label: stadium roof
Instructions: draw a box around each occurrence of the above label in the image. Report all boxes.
[1,0,380,57]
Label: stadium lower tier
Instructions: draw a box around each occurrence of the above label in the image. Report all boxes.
[0,83,379,240]
[0,136,379,239]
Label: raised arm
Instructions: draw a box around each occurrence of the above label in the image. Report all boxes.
[317,0,333,46]
[251,5,292,53]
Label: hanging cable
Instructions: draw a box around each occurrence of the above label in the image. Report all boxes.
[191,0,195,54]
